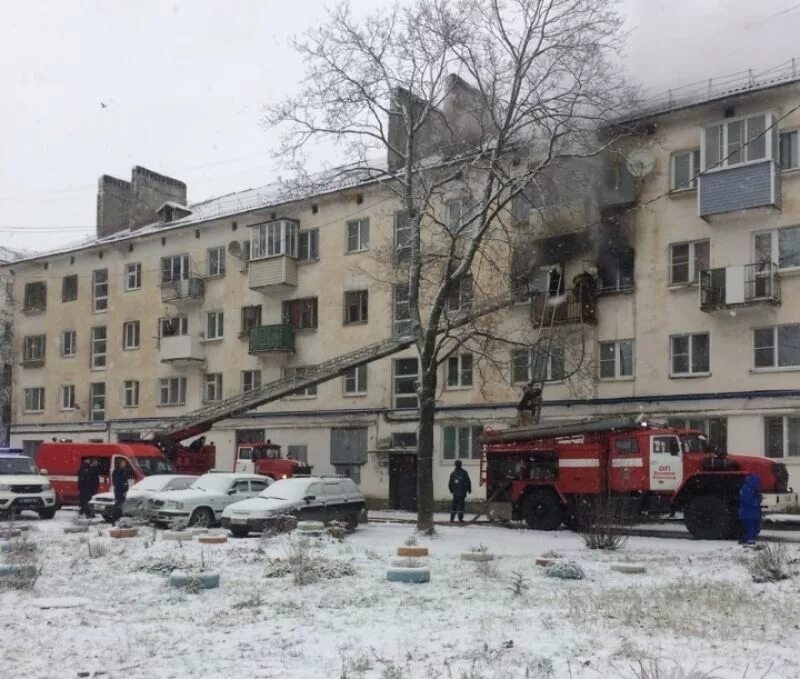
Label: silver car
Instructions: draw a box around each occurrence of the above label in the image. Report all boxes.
[90,474,198,521]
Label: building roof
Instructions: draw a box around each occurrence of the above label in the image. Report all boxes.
[0,246,26,263]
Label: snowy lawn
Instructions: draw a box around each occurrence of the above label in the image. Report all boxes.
[1,511,799,679]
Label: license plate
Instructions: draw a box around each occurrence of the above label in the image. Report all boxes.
[14,498,40,506]
[231,518,248,525]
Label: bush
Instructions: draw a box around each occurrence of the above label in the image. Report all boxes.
[544,561,584,580]
[507,570,528,595]
[0,535,39,591]
[265,538,356,585]
[575,495,628,551]
[747,543,793,583]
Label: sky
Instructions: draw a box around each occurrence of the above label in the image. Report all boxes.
[0,0,798,254]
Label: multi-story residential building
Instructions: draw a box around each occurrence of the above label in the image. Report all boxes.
[3,62,800,506]
[0,247,23,446]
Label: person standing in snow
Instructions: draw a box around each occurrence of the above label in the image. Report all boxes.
[111,458,134,525]
[738,474,763,545]
[77,459,100,518]
[449,460,472,524]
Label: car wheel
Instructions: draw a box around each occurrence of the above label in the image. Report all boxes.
[229,527,249,538]
[189,507,215,528]
[344,513,359,532]
[37,508,56,520]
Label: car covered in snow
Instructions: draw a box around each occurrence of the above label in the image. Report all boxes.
[89,474,198,521]
[0,450,57,519]
[220,476,366,537]
[150,472,271,527]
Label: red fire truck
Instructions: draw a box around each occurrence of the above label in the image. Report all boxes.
[481,416,797,540]
[234,440,313,478]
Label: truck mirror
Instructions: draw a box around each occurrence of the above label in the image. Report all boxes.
[670,439,680,456]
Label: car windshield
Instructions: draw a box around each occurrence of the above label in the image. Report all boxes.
[134,457,176,476]
[192,475,236,493]
[681,434,711,453]
[0,457,38,475]
[258,479,311,502]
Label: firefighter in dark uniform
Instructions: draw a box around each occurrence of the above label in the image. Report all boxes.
[448,460,472,524]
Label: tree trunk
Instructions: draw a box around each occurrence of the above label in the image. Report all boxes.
[415,366,437,533]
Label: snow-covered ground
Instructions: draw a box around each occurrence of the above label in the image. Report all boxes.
[1,511,799,679]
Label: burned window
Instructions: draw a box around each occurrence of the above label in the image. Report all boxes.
[598,248,635,292]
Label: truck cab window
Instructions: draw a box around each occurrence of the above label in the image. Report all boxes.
[614,438,639,454]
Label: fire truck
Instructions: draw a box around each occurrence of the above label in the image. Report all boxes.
[234,440,313,478]
[481,416,797,540]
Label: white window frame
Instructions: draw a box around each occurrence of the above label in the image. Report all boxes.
[446,353,474,389]
[123,380,140,408]
[24,387,45,413]
[159,316,188,337]
[250,219,299,260]
[702,112,773,171]
[393,358,419,409]
[61,330,76,358]
[92,269,108,312]
[669,239,710,285]
[122,321,140,350]
[204,373,223,403]
[510,346,565,384]
[283,367,317,399]
[298,229,319,262]
[753,324,800,371]
[346,218,370,253]
[343,364,368,395]
[90,382,105,421]
[393,284,411,336]
[207,246,226,277]
[23,335,46,362]
[205,311,224,341]
[60,385,76,410]
[90,326,107,370]
[442,424,483,461]
[446,276,473,312]
[764,415,800,458]
[344,290,369,325]
[161,254,190,283]
[394,211,413,262]
[445,197,474,235]
[670,149,701,191]
[241,370,261,393]
[670,332,711,377]
[599,340,635,380]
[125,263,142,291]
[779,129,799,170]
[752,226,800,271]
[158,377,187,406]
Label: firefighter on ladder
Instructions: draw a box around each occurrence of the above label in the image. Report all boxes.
[517,382,542,426]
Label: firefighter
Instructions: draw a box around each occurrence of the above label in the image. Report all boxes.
[448,460,472,524]
[77,459,100,518]
[188,436,206,452]
[517,382,542,426]
[111,458,134,525]
[738,474,763,545]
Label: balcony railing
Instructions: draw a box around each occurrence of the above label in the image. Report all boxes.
[528,289,598,325]
[160,277,205,305]
[159,335,205,364]
[249,324,295,354]
[699,262,781,311]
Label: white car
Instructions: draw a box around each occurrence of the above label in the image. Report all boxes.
[0,451,57,519]
[151,473,271,527]
[89,474,198,521]
[221,476,366,537]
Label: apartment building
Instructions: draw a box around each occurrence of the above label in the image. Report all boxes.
[4,63,800,505]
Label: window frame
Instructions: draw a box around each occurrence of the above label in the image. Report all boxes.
[250,219,299,260]
[283,366,317,399]
[23,281,47,311]
[61,330,76,358]
[159,316,188,337]
[779,129,799,170]
[669,332,711,377]
[89,382,105,421]
[670,148,701,191]
[343,364,368,395]
[204,373,223,403]
[393,357,419,409]
[24,387,45,413]
[394,210,414,263]
[393,284,411,336]
[346,218,370,253]
[61,274,78,303]
[92,269,109,312]
[446,276,473,313]
[343,290,369,325]
[298,229,319,262]
[752,226,800,271]
[510,346,565,384]
[668,239,710,285]
[160,254,190,283]
[123,380,140,408]
[206,246,226,277]
[158,377,187,407]
[598,340,635,380]
[445,197,474,234]
[205,310,224,341]
[240,305,262,337]
[753,324,800,371]
[125,263,142,291]
[122,321,141,351]
[702,112,773,171]
[446,353,474,389]
[282,298,318,331]
[442,424,483,461]
[22,335,46,363]
[764,415,800,458]
[90,326,107,370]
[241,370,262,393]
[60,384,76,411]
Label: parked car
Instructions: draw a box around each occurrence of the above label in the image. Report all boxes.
[0,451,58,519]
[89,474,198,521]
[150,473,271,527]
[221,476,367,537]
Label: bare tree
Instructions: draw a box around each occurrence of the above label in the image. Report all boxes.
[266,0,634,531]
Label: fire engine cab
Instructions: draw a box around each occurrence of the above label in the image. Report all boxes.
[481,416,797,540]
[234,441,313,479]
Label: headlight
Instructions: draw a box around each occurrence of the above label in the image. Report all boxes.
[165,501,184,509]
[0,484,10,491]
[41,482,51,490]
[281,474,288,479]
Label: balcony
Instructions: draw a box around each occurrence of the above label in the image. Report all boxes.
[160,277,205,306]
[528,289,597,325]
[248,256,298,290]
[698,160,781,219]
[159,335,204,365]
[699,262,781,312]
[249,324,295,355]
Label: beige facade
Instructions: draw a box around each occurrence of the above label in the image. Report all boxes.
[4,76,800,503]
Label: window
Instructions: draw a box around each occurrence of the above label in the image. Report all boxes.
[158,377,187,406]
[666,416,727,454]
[250,219,299,259]
[614,438,639,454]
[343,365,367,394]
[206,311,224,340]
[671,149,701,191]
[125,262,142,291]
[764,415,800,458]
[753,325,800,369]
[282,298,318,331]
[122,321,140,350]
[90,382,105,421]
[23,282,46,311]
[393,358,419,409]
[446,353,474,388]
[240,305,262,337]
[752,226,800,270]
[92,269,108,312]
[60,385,76,410]
[62,274,78,302]
[90,326,107,369]
[283,367,317,398]
[287,445,308,463]
[394,210,414,263]
[670,333,710,375]
[393,284,411,335]
[298,229,319,261]
[599,340,634,379]
[241,370,261,393]
[123,380,139,408]
[346,219,369,252]
[161,254,190,283]
[779,130,798,170]
[445,198,473,234]
[205,373,223,402]
[24,387,45,412]
[669,240,709,284]
[22,335,46,363]
[443,425,483,460]
[160,316,188,337]
[392,432,418,449]
[511,346,565,383]
[61,330,76,358]
[598,249,635,292]
[704,113,769,169]
[207,246,226,277]
[344,290,369,324]
[446,276,473,312]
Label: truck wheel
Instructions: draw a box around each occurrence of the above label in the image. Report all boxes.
[229,527,249,538]
[38,508,56,520]
[189,507,214,528]
[684,495,737,540]
[521,489,564,531]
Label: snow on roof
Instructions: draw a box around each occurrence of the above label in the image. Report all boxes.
[0,246,26,263]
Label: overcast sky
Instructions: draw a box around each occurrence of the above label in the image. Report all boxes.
[0,0,797,253]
